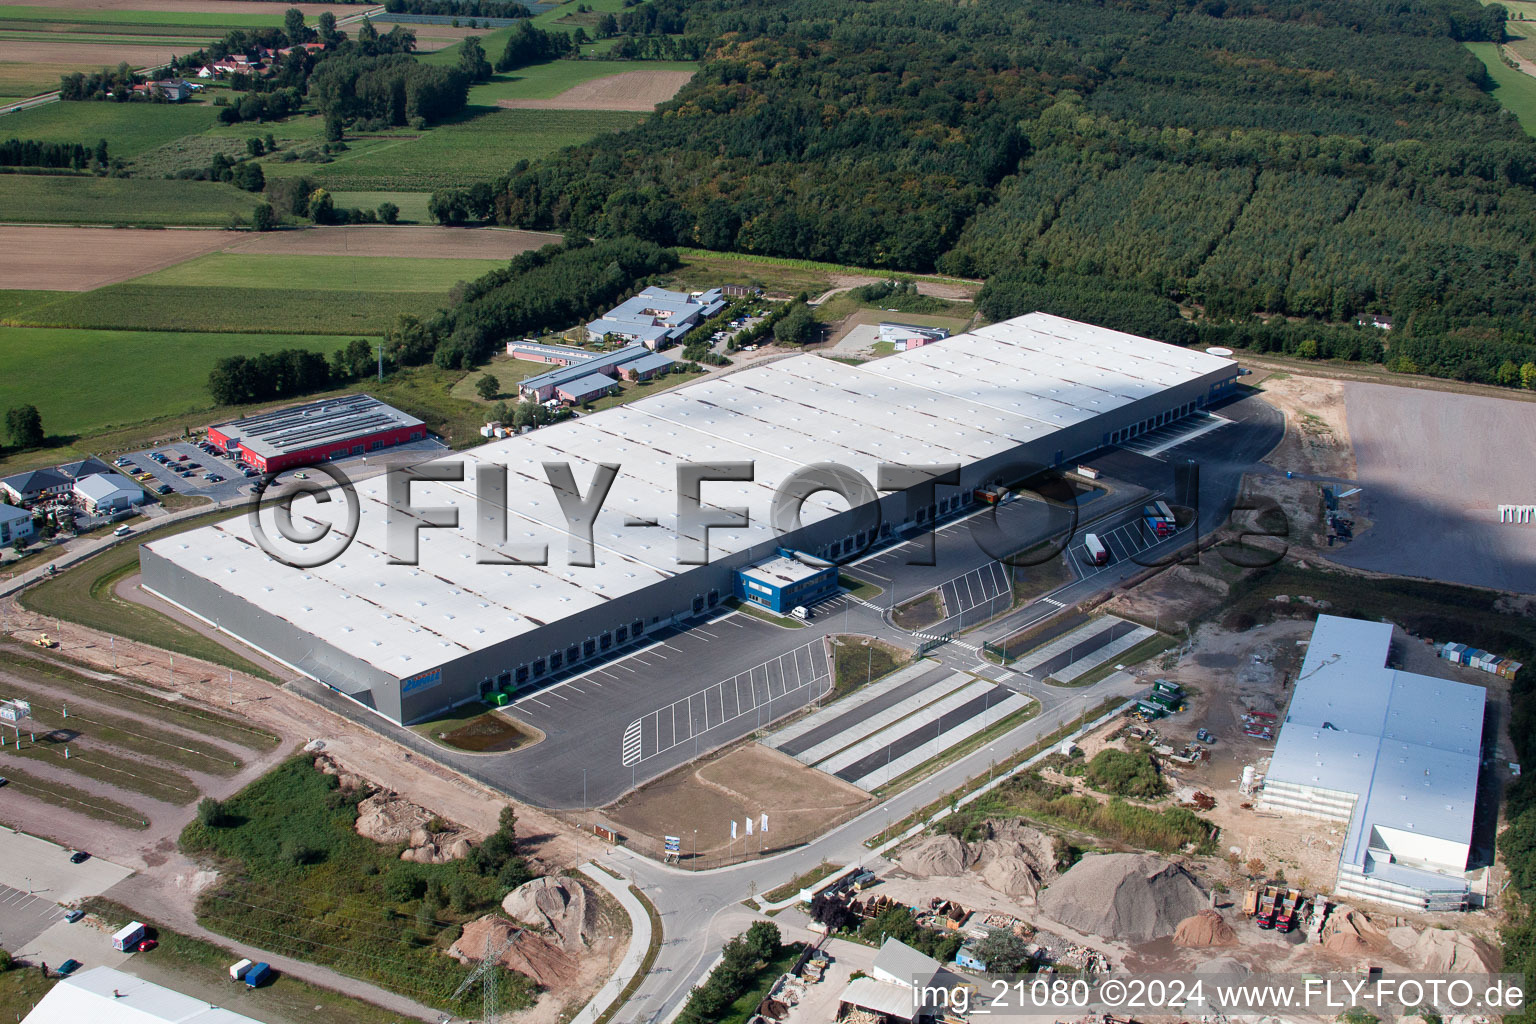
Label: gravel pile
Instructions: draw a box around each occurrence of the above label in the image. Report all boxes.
[897,822,1060,902]
[1037,853,1207,943]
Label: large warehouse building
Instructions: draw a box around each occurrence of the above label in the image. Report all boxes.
[208,393,426,473]
[142,312,1239,725]
[1261,615,1486,911]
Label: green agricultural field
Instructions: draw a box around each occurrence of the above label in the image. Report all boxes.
[16,282,436,334]
[262,107,641,189]
[0,175,258,226]
[328,190,430,222]
[136,252,504,292]
[0,60,78,98]
[0,327,372,436]
[0,101,219,157]
[1467,42,1536,135]
[0,6,284,29]
[462,58,697,104]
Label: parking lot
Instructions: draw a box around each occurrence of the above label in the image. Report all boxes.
[0,830,131,948]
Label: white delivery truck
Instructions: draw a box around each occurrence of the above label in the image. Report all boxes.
[112,921,147,952]
[1083,533,1109,566]
[229,958,253,982]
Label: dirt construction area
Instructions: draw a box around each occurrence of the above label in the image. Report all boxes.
[1328,381,1536,593]
[0,226,231,292]
[604,742,872,860]
[497,69,695,111]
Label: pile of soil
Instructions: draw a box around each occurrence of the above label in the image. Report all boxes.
[1321,907,1388,957]
[1406,927,1498,972]
[354,792,475,863]
[897,821,1059,901]
[1037,853,1207,943]
[315,754,365,792]
[450,915,580,990]
[1173,909,1238,947]
[501,876,596,950]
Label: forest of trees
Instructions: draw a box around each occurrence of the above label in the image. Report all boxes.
[485,0,1536,386]
[0,137,107,170]
[309,52,470,127]
[382,0,529,16]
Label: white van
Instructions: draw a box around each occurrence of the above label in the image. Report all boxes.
[790,605,810,620]
[113,525,133,537]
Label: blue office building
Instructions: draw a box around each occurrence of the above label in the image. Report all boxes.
[734,551,838,613]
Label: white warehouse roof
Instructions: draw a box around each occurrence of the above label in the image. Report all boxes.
[145,313,1234,678]
[1268,615,1485,874]
[23,966,268,1024]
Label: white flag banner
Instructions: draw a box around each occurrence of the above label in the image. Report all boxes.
[745,817,753,836]
[731,819,737,840]
[761,813,768,834]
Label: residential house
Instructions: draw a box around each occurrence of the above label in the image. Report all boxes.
[0,467,71,506]
[0,504,35,549]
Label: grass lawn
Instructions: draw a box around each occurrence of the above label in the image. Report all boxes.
[0,175,258,226]
[410,704,537,752]
[672,247,978,289]
[446,355,554,402]
[838,572,884,601]
[0,60,80,98]
[892,590,944,630]
[137,252,505,292]
[760,861,838,904]
[262,107,642,189]
[17,283,433,334]
[0,965,56,1021]
[19,507,277,679]
[0,101,219,157]
[462,58,697,104]
[0,328,376,437]
[726,598,805,628]
[1468,41,1536,135]
[82,898,408,1024]
[830,637,908,700]
[329,190,431,222]
[183,757,538,1014]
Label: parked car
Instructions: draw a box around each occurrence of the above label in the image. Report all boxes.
[69,850,90,863]
[206,474,223,483]
[185,462,200,469]
[56,959,83,976]
[0,777,8,787]
[176,454,188,461]
[64,909,84,923]
[136,938,158,952]
[156,484,172,494]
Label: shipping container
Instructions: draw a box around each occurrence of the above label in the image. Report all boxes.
[245,963,271,988]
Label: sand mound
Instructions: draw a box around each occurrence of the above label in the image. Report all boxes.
[501,876,595,951]
[1195,955,1250,975]
[1411,928,1498,972]
[1174,909,1237,947]
[1321,908,1389,957]
[899,823,1058,901]
[450,915,580,990]
[354,792,475,863]
[1038,853,1207,943]
[899,835,969,877]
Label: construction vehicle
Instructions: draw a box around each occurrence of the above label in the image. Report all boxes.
[33,633,58,649]
[1274,889,1304,933]
[1253,886,1280,929]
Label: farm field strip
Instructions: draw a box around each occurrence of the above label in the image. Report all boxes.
[0,6,287,28]
[0,763,150,827]
[464,58,697,103]
[135,252,506,291]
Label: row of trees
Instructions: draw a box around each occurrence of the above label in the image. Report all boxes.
[675,922,786,1024]
[0,137,107,171]
[495,21,576,71]
[58,64,145,102]
[478,0,1536,389]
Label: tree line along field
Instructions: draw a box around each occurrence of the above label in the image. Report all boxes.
[1468,41,1536,134]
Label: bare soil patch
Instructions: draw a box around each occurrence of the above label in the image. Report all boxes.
[605,742,872,859]
[0,225,231,292]
[0,39,208,65]
[223,224,561,259]
[496,69,693,111]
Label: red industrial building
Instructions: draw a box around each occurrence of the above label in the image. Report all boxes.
[208,394,426,473]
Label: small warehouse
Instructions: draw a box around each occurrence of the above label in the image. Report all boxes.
[73,473,145,514]
[207,394,425,473]
[555,373,620,405]
[622,352,674,382]
[735,551,838,613]
[22,965,266,1023]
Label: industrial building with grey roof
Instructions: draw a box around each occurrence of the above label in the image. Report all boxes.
[1261,614,1487,910]
[141,312,1239,725]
